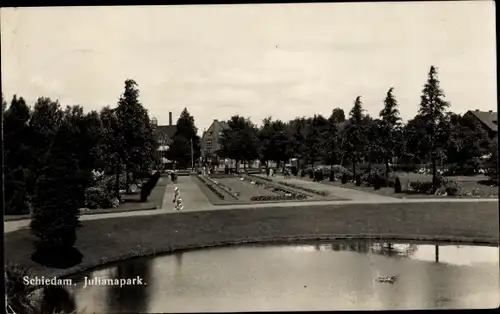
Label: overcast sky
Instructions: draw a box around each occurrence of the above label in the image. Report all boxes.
[1,1,496,133]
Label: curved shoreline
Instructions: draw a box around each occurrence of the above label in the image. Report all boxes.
[60,234,499,280]
[5,201,499,278]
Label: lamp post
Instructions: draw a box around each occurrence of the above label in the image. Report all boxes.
[190,138,194,171]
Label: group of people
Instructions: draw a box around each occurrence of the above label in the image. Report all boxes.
[266,167,292,179]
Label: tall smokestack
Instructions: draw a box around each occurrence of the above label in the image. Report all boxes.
[169,112,172,126]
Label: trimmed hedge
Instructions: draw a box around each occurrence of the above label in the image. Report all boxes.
[140,171,161,202]
[313,170,324,182]
[355,175,361,186]
[341,173,347,184]
[394,177,402,193]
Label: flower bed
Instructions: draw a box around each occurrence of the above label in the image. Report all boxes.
[205,176,240,199]
[243,176,309,200]
[249,174,329,196]
[250,194,308,201]
[196,175,225,200]
[275,180,329,196]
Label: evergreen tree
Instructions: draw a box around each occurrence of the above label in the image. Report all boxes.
[167,108,201,169]
[344,96,367,177]
[416,66,450,193]
[115,79,157,191]
[30,121,82,263]
[379,87,402,179]
[27,97,64,195]
[4,96,32,214]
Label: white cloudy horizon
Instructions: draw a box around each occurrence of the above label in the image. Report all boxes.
[1,2,497,133]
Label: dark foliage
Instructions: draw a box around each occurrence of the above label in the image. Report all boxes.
[30,122,82,264]
[40,285,77,314]
[394,177,402,193]
[140,171,160,202]
[341,173,348,184]
[355,174,361,186]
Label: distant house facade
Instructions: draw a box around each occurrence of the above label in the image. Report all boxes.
[464,109,498,140]
[200,119,229,166]
[153,112,177,168]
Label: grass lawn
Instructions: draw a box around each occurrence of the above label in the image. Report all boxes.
[4,177,168,222]
[5,201,498,278]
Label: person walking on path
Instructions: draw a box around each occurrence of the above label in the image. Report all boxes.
[173,186,182,211]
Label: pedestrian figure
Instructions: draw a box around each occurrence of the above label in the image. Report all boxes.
[175,197,184,211]
[170,171,175,182]
[173,186,180,209]
[266,168,270,178]
[269,168,274,177]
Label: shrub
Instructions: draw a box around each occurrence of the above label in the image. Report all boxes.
[5,264,37,314]
[329,171,334,182]
[408,181,433,194]
[373,174,381,190]
[308,170,314,179]
[355,175,361,186]
[140,171,161,202]
[341,173,347,184]
[84,186,114,209]
[394,177,402,193]
[313,170,324,182]
[436,179,463,196]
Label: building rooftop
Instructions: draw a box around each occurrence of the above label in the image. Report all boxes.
[467,110,498,132]
[154,125,177,141]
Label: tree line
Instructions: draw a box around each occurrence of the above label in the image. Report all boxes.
[216,66,497,191]
[2,79,167,265]
[2,79,161,215]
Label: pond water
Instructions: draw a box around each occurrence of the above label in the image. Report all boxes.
[67,241,499,312]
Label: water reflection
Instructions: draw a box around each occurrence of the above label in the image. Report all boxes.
[41,285,77,314]
[106,260,152,313]
[69,241,499,312]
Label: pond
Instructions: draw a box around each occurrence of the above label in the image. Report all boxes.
[67,241,499,312]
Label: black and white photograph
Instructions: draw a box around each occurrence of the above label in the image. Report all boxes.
[2,1,499,313]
